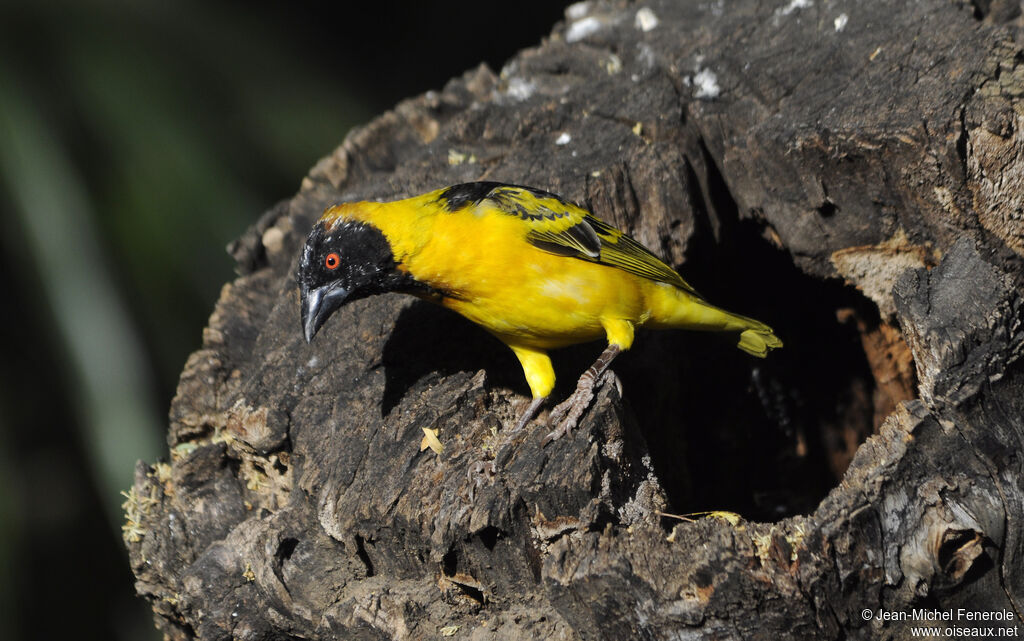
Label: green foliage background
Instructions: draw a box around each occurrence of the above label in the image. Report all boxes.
[0,1,567,638]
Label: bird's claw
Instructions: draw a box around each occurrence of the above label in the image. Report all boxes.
[543,390,591,445]
[510,395,547,434]
[542,369,618,446]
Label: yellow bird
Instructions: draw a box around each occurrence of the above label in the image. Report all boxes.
[298,182,781,441]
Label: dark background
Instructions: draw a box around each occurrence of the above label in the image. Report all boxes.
[0,1,569,638]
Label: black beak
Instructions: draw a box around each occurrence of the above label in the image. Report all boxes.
[301,282,350,343]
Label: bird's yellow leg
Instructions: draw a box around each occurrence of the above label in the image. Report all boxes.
[545,319,634,444]
[601,317,636,351]
[507,344,556,432]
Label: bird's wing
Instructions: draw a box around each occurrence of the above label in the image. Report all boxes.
[440,183,701,297]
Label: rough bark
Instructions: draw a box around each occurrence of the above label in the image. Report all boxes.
[125,1,1024,639]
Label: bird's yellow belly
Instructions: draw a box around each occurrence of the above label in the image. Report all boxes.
[438,258,649,349]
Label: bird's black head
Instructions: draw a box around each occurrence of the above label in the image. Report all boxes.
[297,218,403,343]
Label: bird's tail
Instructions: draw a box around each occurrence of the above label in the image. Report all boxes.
[648,289,783,357]
[735,318,783,357]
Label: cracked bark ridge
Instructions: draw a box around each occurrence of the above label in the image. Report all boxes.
[126,1,1024,639]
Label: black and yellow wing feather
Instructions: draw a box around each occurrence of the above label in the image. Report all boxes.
[436,182,702,298]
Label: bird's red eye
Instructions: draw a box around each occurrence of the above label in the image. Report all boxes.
[324,252,340,270]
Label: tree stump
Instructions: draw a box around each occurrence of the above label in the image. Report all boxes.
[124,1,1024,638]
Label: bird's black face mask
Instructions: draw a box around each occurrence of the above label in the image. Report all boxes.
[296,219,402,343]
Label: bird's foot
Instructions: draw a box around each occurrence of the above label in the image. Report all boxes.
[510,396,547,434]
[543,369,619,446]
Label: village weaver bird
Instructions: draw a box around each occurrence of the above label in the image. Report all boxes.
[298,182,782,441]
